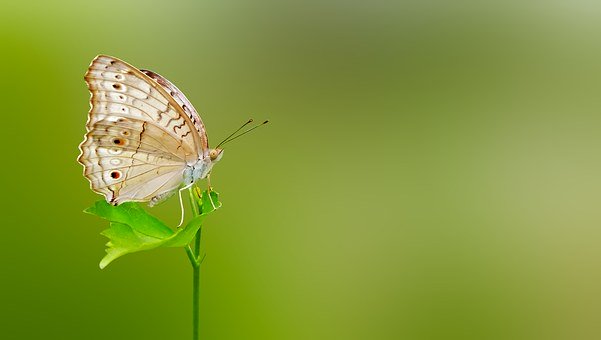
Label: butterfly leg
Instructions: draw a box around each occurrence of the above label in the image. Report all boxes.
[206,173,217,210]
[177,182,195,228]
[176,187,186,228]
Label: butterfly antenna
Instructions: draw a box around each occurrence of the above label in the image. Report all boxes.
[219,120,269,147]
[215,119,254,148]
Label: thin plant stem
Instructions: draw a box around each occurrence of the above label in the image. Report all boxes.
[187,187,202,340]
[186,245,199,267]
[188,187,200,216]
[192,229,201,340]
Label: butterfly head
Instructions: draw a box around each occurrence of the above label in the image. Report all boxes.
[209,148,224,162]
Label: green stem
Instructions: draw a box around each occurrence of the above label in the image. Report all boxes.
[187,187,202,340]
[186,245,199,267]
[192,228,201,340]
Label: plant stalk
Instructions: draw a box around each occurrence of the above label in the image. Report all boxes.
[188,187,202,340]
[192,227,201,340]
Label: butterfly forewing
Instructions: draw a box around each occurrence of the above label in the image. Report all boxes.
[78,55,206,205]
[141,69,209,152]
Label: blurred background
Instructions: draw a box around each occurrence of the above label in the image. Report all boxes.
[1,1,601,339]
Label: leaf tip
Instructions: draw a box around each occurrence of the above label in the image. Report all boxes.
[99,253,118,269]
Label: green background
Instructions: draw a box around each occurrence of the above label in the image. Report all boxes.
[2,1,601,339]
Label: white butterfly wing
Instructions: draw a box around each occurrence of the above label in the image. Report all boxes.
[78,55,204,205]
[141,69,209,152]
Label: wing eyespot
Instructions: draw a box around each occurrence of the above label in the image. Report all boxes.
[112,138,125,145]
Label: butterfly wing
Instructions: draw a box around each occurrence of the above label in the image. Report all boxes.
[140,69,209,152]
[78,55,203,205]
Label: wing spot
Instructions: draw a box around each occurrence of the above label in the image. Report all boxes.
[115,74,124,80]
[112,83,123,90]
[110,171,121,179]
[113,138,124,145]
[121,130,130,136]
[110,159,121,166]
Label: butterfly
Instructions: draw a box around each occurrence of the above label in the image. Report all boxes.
[78,55,265,215]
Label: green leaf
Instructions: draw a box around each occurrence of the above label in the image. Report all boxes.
[84,189,221,269]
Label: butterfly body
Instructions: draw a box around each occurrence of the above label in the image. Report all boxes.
[183,148,223,186]
[78,55,220,206]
